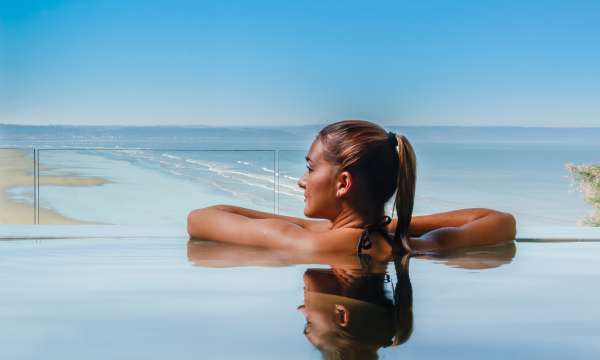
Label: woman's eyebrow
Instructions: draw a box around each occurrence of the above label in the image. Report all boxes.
[305,156,312,163]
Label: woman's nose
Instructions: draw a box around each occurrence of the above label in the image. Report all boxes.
[298,174,306,189]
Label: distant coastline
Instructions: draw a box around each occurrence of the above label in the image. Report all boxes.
[0,149,108,224]
[3,124,600,148]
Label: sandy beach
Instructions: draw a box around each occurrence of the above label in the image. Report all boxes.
[0,149,109,224]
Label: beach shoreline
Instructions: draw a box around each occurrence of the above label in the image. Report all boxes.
[0,149,109,224]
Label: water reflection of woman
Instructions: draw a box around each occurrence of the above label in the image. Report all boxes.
[188,120,516,257]
[187,240,517,359]
[300,255,413,359]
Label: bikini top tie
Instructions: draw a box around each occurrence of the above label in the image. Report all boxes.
[356,216,393,254]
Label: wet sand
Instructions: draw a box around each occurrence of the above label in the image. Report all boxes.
[0,149,108,224]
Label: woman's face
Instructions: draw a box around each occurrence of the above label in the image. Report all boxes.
[298,139,341,219]
[299,269,349,345]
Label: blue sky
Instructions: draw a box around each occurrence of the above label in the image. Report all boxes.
[1,0,599,127]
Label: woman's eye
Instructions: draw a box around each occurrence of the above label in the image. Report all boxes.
[306,165,313,172]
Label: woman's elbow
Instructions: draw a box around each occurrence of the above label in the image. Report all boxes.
[187,208,207,238]
[487,210,516,243]
[479,209,517,242]
[500,212,517,241]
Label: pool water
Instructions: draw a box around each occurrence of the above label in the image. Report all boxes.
[1,236,599,359]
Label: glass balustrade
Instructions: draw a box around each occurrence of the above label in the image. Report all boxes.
[277,150,306,218]
[35,149,276,225]
[1,146,598,227]
[0,148,36,224]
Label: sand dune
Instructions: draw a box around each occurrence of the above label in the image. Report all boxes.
[0,149,108,224]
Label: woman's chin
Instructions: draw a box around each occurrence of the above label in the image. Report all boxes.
[303,206,314,218]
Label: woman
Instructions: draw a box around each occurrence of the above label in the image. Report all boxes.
[187,120,516,257]
[300,255,414,359]
[187,239,517,358]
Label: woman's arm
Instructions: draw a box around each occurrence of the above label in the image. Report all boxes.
[187,207,310,250]
[205,205,332,232]
[187,207,349,251]
[187,240,362,268]
[389,208,516,251]
[409,208,515,237]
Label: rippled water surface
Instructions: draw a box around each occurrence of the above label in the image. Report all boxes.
[1,238,600,359]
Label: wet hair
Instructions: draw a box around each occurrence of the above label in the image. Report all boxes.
[317,120,417,254]
[306,255,414,359]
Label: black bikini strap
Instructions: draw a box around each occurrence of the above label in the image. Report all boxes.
[357,216,393,254]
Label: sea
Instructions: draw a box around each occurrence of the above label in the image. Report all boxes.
[1,124,599,227]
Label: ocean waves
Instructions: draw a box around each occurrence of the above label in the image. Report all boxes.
[87,149,305,210]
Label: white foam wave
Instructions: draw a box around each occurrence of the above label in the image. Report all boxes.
[114,151,287,201]
[227,170,275,184]
[162,153,182,160]
[277,180,304,198]
[120,149,146,155]
[185,158,210,166]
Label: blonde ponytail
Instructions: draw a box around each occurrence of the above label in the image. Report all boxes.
[317,120,417,254]
[391,134,417,255]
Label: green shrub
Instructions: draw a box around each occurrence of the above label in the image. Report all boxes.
[566,164,600,226]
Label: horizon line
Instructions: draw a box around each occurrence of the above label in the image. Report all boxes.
[2,123,600,129]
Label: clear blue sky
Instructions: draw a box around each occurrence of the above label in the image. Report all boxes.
[1,0,599,127]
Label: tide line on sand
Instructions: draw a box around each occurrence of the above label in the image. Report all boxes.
[0,149,108,224]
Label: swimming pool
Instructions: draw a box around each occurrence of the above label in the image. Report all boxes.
[1,226,600,359]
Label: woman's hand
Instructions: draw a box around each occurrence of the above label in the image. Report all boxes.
[393,208,517,252]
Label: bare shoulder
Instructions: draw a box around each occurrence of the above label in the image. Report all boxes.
[256,219,391,255]
[309,227,363,253]
[188,206,379,254]
[224,217,357,253]
[266,219,359,253]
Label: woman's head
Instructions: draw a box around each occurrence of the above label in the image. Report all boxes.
[299,256,414,359]
[298,120,417,252]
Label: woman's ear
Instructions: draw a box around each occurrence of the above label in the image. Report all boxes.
[336,171,353,198]
[334,304,350,327]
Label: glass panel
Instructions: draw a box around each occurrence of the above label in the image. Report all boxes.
[37,149,275,225]
[277,150,306,217]
[279,142,600,227]
[0,148,35,224]
[415,142,599,226]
